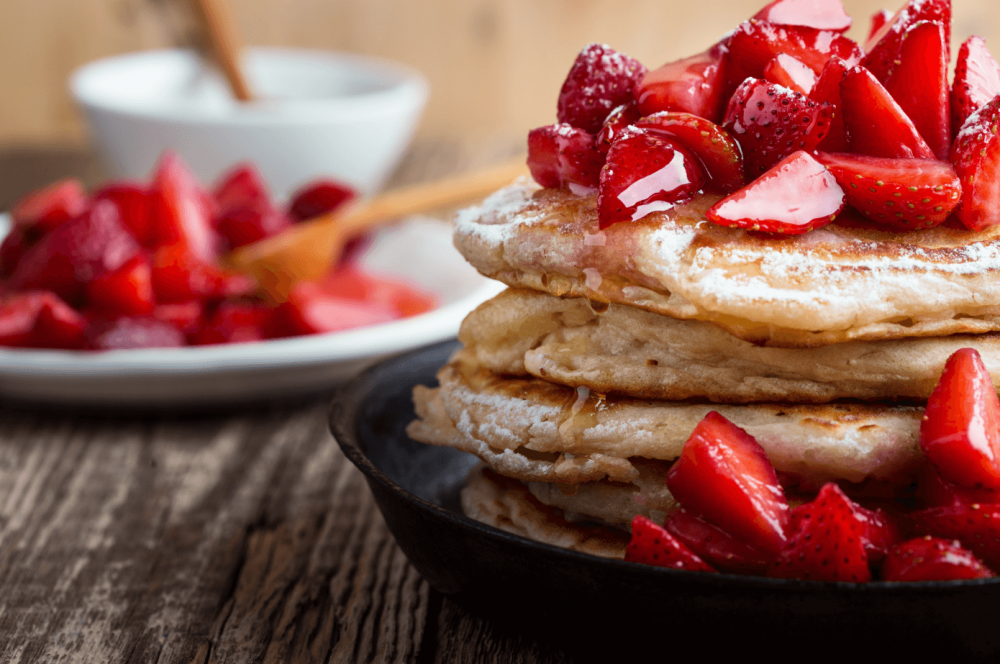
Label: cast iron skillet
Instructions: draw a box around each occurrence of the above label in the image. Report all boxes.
[330,340,1000,660]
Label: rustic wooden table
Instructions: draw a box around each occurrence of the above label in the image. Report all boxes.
[0,142,574,663]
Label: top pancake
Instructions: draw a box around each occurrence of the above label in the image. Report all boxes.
[454,180,1000,347]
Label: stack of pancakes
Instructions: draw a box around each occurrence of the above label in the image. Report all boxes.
[407,181,1000,558]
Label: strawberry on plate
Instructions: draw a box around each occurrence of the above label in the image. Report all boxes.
[636,44,729,123]
[11,178,87,234]
[596,102,640,156]
[762,53,816,95]
[528,124,605,190]
[882,536,995,582]
[862,0,951,83]
[840,66,935,159]
[813,152,961,230]
[0,291,87,349]
[557,43,647,135]
[810,57,849,152]
[951,36,1000,138]
[951,95,1000,231]
[633,112,745,192]
[707,150,844,234]
[625,515,717,572]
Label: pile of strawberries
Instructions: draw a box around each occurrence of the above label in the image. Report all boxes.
[0,153,434,350]
[626,347,1000,582]
[527,0,1000,234]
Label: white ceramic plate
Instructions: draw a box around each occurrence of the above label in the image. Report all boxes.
[0,215,502,406]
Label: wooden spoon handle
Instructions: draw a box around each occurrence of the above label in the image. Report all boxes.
[192,0,253,101]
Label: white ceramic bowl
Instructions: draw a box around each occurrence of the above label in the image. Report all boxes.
[70,48,428,197]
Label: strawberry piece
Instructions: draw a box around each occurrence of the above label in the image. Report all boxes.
[635,44,729,123]
[85,253,155,316]
[0,292,87,349]
[751,0,852,32]
[317,268,437,318]
[809,57,849,152]
[287,179,356,222]
[770,483,872,582]
[625,515,717,572]
[848,502,903,563]
[862,0,950,84]
[268,281,400,337]
[597,126,705,229]
[214,164,272,216]
[763,53,816,95]
[883,21,950,160]
[663,508,772,574]
[951,95,1000,231]
[911,504,1000,568]
[921,466,1000,509]
[527,124,604,190]
[722,78,833,177]
[883,536,995,582]
[11,178,87,233]
[921,348,1000,489]
[216,205,292,249]
[87,316,186,350]
[596,102,640,156]
[556,43,647,134]
[723,20,862,97]
[666,412,790,555]
[634,112,745,193]
[707,151,844,235]
[192,302,271,345]
[840,66,935,159]
[148,152,218,262]
[951,37,1000,140]
[152,301,203,335]
[93,183,153,247]
[151,243,256,304]
[813,152,961,230]
[868,9,893,42]
[0,225,41,278]
[10,199,141,303]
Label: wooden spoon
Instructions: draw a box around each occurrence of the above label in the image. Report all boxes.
[191,0,254,101]
[228,158,528,301]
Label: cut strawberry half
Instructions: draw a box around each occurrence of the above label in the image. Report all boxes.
[723,20,862,97]
[951,36,1000,139]
[722,78,833,177]
[635,43,729,123]
[625,515,717,572]
[883,21,950,160]
[921,348,1000,490]
[769,483,872,582]
[813,152,961,230]
[93,183,153,247]
[663,508,772,574]
[921,466,1000,509]
[11,178,88,233]
[911,504,1000,568]
[287,179,355,222]
[665,412,790,555]
[707,151,844,235]
[633,112,745,193]
[148,151,219,262]
[809,57,849,152]
[862,0,951,84]
[556,43,647,134]
[268,281,400,337]
[867,9,893,42]
[216,205,292,249]
[883,536,994,582]
[85,253,155,316]
[151,243,256,304]
[596,102,640,156]
[0,291,87,350]
[763,53,816,95]
[840,66,935,159]
[951,95,1000,231]
[213,163,272,216]
[751,0,852,32]
[597,126,705,229]
[192,301,272,345]
[527,124,604,190]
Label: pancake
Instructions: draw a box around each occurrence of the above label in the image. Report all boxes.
[453,180,1000,347]
[407,351,925,486]
[460,288,1000,403]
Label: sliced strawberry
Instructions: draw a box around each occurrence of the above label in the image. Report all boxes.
[527,124,604,190]
[663,508,772,574]
[0,292,87,349]
[596,102,641,156]
[93,183,153,246]
[722,78,833,177]
[751,0,852,32]
[724,20,862,96]
[707,150,844,234]
[763,53,816,95]
[148,152,218,261]
[287,179,356,222]
[911,504,1000,568]
[635,44,729,123]
[0,225,41,278]
[87,315,186,350]
[316,268,437,318]
[85,253,155,316]
[268,281,400,337]
[883,536,995,582]
[849,502,903,563]
[840,66,935,159]
[556,43,647,134]
[921,348,1000,489]
[921,466,1000,509]
[951,36,1000,140]
[770,483,872,582]
[883,21,950,160]
[868,9,893,42]
[150,243,256,304]
[813,152,961,230]
[633,112,744,193]
[213,163,272,216]
[216,205,292,249]
[862,0,951,84]
[11,178,87,233]
[597,126,705,229]
[951,95,1000,231]
[625,515,717,572]
[192,301,271,345]
[152,301,203,335]
[666,411,790,555]
[810,57,849,152]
